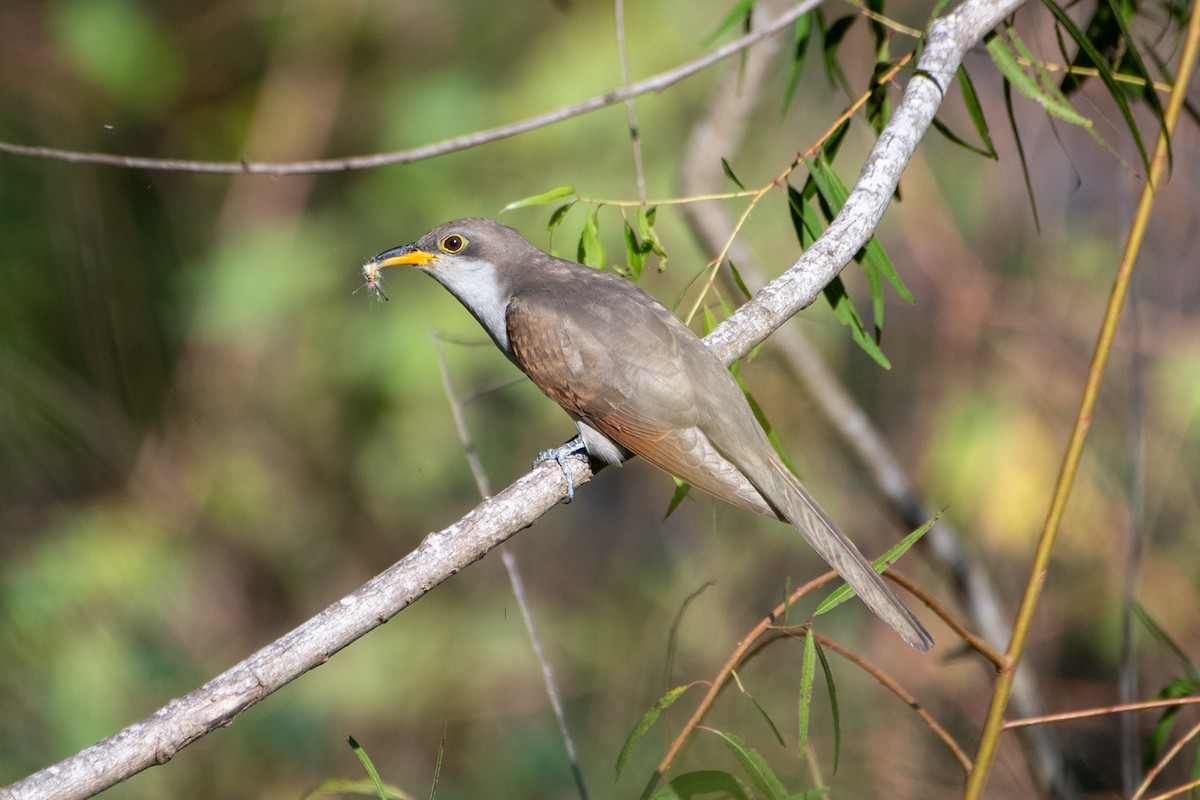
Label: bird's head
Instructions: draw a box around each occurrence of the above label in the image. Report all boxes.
[367,218,539,352]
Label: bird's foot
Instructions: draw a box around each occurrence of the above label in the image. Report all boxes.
[534,436,589,503]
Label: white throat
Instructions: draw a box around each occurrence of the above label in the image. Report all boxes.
[427,257,512,352]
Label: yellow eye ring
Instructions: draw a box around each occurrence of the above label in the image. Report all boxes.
[440,234,467,253]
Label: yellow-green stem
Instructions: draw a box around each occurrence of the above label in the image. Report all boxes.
[964,2,1200,796]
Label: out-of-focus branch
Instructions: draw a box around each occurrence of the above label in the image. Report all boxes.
[432,335,589,800]
[677,1,1070,796]
[0,2,815,177]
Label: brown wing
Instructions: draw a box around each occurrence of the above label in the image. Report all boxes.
[506,282,775,516]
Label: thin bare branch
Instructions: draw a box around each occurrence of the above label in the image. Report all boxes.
[0,2,815,177]
[431,335,589,800]
[614,0,648,204]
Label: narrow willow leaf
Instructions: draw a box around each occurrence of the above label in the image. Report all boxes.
[986,33,1091,126]
[1134,603,1199,678]
[1041,0,1149,171]
[822,117,851,162]
[786,183,821,248]
[865,64,890,136]
[736,373,800,477]
[1011,29,1097,128]
[624,221,646,281]
[657,770,751,800]
[821,15,855,90]
[707,729,790,800]
[797,629,817,758]
[348,736,390,800]
[781,12,814,117]
[957,66,997,158]
[428,723,448,800]
[814,512,940,614]
[814,638,840,773]
[731,670,787,748]
[703,0,757,45]
[616,685,693,777]
[1103,0,1165,122]
[663,477,693,520]
[636,204,655,238]
[728,261,753,301]
[637,205,669,269]
[823,277,890,368]
[1002,80,1041,231]
[931,117,997,158]
[578,205,605,268]
[503,185,576,211]
[303,778,411,800]
[721,157,746,190]
[547,201,575,232]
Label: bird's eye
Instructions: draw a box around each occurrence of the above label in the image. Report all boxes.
[440,234,466,253]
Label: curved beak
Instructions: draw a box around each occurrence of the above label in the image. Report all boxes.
[371,244,438,269]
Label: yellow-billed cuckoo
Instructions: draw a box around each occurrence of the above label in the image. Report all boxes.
[369,218,932,651]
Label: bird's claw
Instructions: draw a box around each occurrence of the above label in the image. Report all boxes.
[534,436,589,503]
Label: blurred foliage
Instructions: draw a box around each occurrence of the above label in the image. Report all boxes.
[1,0,1199,798]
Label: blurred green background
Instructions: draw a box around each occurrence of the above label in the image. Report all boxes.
[2,0,1199,797]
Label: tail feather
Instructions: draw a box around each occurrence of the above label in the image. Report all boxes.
[762,460,933,651]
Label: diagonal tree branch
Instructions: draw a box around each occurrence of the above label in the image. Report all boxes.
[1,0,1026,797]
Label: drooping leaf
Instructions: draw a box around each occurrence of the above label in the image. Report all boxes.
[503,185,577,211]
[1040,0,1150,171]
[654,770,751,800]
[1001,79,1041,231]
[637,204,669,270]
[428,723,448,800]
[703,0,758,45]
[664,477,693,520]
[721,157,746,190]
[814,637,841,773]
[578,205,605,268]
[821,15,856,91]
[736,372,800,477]
[728,261,753,302]
[730,670,787,747]
[865,62,891,136]
[1134,604,1200,679]
[348,736,391,800]
[797,629,817,758]
[706,729,790,800]
[616,684,694,777]
[958,66,997,158]
[547,201,576,232]
[624,221,646,281]
[815,512,939,614]
[808,161,902,317]
[782,12,815,117]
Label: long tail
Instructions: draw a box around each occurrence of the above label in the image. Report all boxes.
[762,460,933,651]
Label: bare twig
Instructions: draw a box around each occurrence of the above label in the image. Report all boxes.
[614,0,647,205]
[1001,697,1200,729]
[431,335,589,800]
[0,3,814,177]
